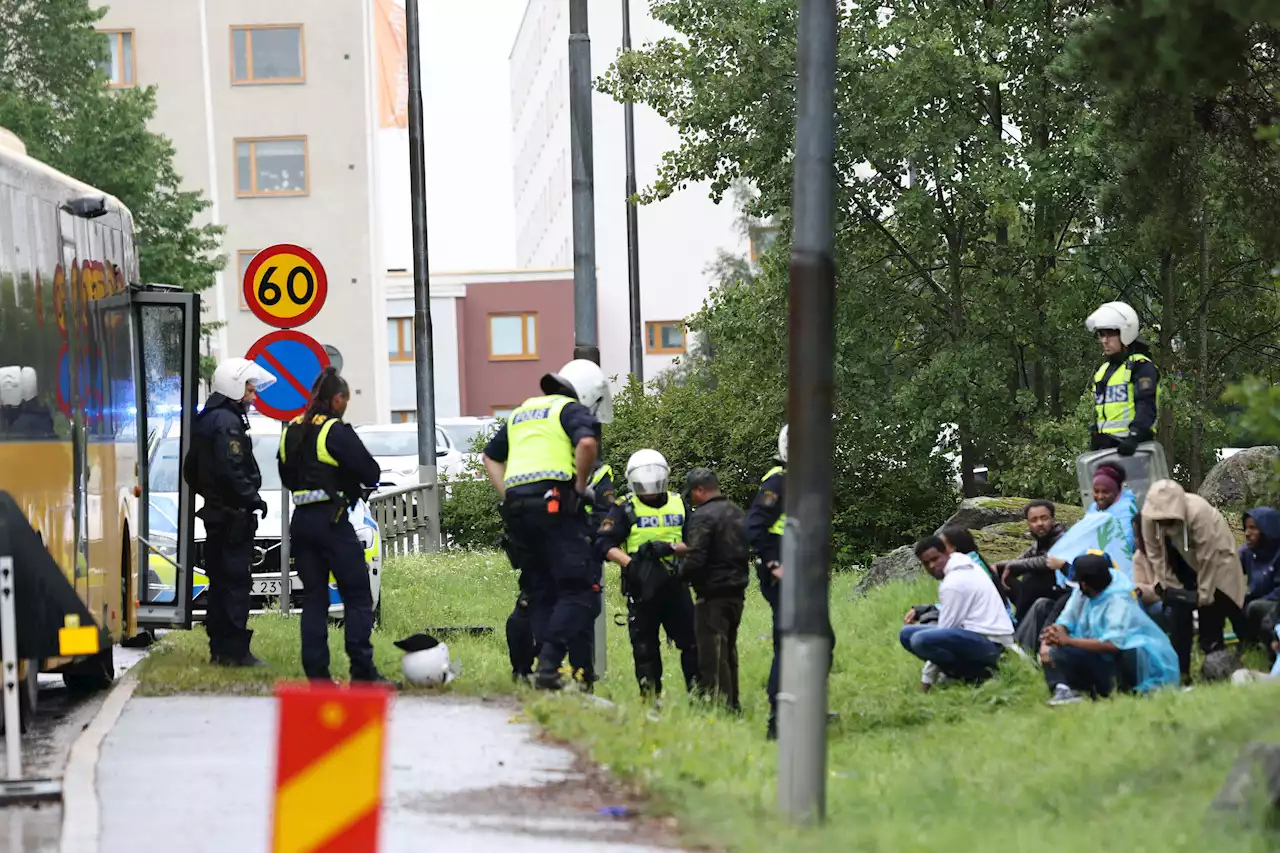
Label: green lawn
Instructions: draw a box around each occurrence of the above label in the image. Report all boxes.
[134,550,1280,852]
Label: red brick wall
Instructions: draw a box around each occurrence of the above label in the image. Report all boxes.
[457,278,574,415]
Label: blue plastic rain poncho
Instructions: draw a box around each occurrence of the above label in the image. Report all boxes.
[1089,488,1138,552]
[1049,511,1136,585]
[1055,568,1181,693]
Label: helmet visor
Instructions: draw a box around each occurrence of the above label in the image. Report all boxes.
[627,463,668,496]
[244,363,277,393]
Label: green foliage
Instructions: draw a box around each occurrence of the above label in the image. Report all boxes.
[440,477,505,551]
[0,0,224,301]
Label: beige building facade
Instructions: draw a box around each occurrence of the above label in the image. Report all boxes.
[94,0,388,422]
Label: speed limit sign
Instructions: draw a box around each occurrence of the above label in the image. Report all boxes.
[242,244,328,329]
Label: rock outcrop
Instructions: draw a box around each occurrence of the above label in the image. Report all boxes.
[1199,447,1280,508]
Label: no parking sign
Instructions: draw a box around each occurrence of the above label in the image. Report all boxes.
[246,330,331,422]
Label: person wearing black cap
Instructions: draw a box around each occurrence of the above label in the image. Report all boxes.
[1040,551,1180,705]
[679,468,750,711]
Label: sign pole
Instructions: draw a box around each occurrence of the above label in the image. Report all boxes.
[280,488,290,616]
[779,0,838,826]
[405,0,440,553]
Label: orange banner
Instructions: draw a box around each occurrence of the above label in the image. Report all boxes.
[374,0,408,129]
[271,682,392,853]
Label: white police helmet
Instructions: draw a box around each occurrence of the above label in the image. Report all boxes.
[778,424,788,463]
[395,633,457,687]
[0,367,20,407]
[211,357,276,401]
[19,367,37,402]
[542,359,613,424]
[1085,301,1140,346]
[626,449,669,496]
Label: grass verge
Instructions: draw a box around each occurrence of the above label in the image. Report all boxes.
[135,550,1280,852]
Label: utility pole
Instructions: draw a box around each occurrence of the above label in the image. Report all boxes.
[405,0,440,550]
[569,0,605,678]
[778,0,838,826]
[622,0,643,381]
[569,0,599,365]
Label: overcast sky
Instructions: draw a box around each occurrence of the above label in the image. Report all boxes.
[378,2,527,273]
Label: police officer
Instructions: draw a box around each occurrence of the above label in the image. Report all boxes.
[745,425,835,739]
[278,367,388,683]
[183,358,274,667]
[596,450,699,697]
[506,459,615,684]
[1085,301,1160,455]
[482,359,612,691]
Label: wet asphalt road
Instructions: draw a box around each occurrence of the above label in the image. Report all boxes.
[0,648,148,853]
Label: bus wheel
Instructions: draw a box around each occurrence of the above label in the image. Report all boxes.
[63,646,115,694]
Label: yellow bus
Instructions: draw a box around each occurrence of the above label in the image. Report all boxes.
[0,128,200,710]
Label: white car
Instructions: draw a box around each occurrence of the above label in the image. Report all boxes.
[438,416,499,480]
[145,418,383,620]
[355,422,466,490]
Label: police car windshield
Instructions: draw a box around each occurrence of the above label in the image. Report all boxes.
[360,428,448,457]
[149,435,283,492]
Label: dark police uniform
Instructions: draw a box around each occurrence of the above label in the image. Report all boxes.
[595,491,699,696]
[744,463,835,737]
[278,412,383,681]
[1091,342,1160,453]
[183,392,265,664]
[485,394,602,686]
[505,461,615,682]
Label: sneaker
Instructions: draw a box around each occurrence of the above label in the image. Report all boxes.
[1047,684,1082,706]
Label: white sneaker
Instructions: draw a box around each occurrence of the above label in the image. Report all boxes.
[1048,684,1082,706]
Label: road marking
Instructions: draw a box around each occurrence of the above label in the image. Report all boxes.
[59,673,138,853]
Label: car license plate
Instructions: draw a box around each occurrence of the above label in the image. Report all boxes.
[251,579,283,596]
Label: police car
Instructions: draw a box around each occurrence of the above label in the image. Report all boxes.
[145,417,383,620]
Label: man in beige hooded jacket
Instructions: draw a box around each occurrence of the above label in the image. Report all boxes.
[1138,479,1247,679]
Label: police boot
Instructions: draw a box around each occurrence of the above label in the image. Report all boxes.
[351,668,401,690]
[215,652,269,668]
[533,668,564,691]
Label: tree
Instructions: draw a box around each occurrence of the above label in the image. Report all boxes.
[0,1,224,313]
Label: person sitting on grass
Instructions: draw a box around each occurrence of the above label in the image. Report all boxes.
[1240,506,1280,654]
[995,500,1068,623]
[1040,551,1180,706]
[941,525,1014,620]
[901,535,1015,692]
[1088,463,1138,553]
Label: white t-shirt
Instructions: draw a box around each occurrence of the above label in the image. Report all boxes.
[919,553,1015,685]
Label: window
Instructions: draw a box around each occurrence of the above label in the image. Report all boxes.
[98,30,136,88]
[646,321,687,355]
[236,250,259,310]
[388,318,413,361]
[391,411,416,424]
[235,137,308,197]
[231,25,305,84]
[488,313,537,361]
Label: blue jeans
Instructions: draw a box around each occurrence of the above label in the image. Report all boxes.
[899,625,1004,683]
[1044,645,1139,697]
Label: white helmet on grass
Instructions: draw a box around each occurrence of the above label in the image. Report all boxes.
[542,359,613,424]
[396,633,458,687]
[626,449,670,496]
[211,357,276,401]
[1085,301,1140,346]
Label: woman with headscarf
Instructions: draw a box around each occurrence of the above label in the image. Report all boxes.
[1240,506,1280,653]
[1088,462,1138,552]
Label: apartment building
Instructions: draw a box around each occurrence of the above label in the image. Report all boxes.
[384,268,575,421]
[509,0,748,382]
[94,1,388,422]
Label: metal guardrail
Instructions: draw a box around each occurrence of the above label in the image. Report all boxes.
[368,483,440,557]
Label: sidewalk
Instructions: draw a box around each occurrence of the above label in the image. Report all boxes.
[94,694,681,853]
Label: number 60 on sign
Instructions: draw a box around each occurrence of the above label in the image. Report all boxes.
[242,244,328,329]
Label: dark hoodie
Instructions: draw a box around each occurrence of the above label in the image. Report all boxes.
[1240,506,1280,604]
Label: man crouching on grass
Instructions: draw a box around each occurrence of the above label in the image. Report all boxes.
[900,535,1016,692]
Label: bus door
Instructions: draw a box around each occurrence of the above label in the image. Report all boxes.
[132,290,200,629]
